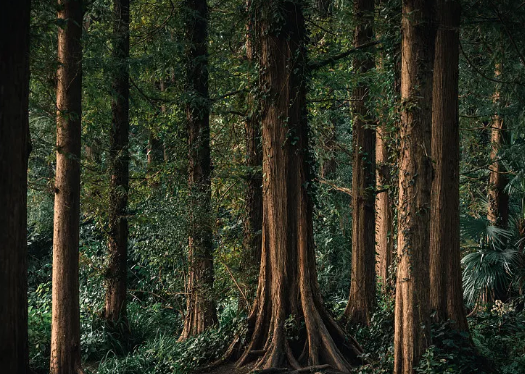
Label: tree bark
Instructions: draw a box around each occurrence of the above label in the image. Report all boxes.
[344,0,376,326]
[236,1,363,371]
[394,0,436,372]
[487,63,509,229]
[179,0,218,340]
[0,1,31,372]
[51,1,84,373]
[105,0,131,325]
[242,0,263,305]
[429,0,468,332]
[375,125,393,291]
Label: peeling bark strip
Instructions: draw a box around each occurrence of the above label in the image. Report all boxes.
[394,0,436,372]
[236,1,363,371]
[429,0,468,332]
[105,0,131,325]
[51,1,84,373]
[180,0,218,340]
[344,0,376,326]
[0,0,31,372]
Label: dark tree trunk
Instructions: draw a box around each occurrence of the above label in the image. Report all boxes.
[429,0,468,332]
[105,0,131,325]
[236,1,363,371]
[179,0,218,340]
[487,63,509,229]
[50,1,84,373]
[344,0,376,326]
[0,1,31,372]
[242,0,263,305]
[394,0,436,372]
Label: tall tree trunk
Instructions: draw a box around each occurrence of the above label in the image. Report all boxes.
[374,1,395,291]
[0,1,31,372]
[429,0,468,332]
[344,0,376,326]
[487,63,509,229]
[242,0,263,305]
[394,0,435,372]
[51,1,84,373]
[105,0,131,325]
[179,0,217,340]
[236,1,363,371]
[375,125,393,290]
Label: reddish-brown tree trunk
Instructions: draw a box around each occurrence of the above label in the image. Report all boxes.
[429,0,468,332]
[394,0,436,372]
[50,1,84,373]
[375,124,393,291]
[0,1,31,372]
[242,0,263,304]
[344,0,376,326]
[105,0,131,325]
[487,64,509,229]
[236,1,363,371]
[179,0,218,340]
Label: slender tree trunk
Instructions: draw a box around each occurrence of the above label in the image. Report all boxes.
[179,0,217,340]
[344,0,376,326]
[375,125,393,290]
[487,63,509,229]
[51,1,84,373]
[236,1,363,371]
[242,0,263,304]
[394,0,436,372]
[105,0,131,325]
[429,0,468,332]
[374,2,395,291]
[0,1,31,372]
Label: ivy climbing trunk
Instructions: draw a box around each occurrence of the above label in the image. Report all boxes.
[179,0,218,340]
[0,1,31,372]
[429,0,468,332]
[236,1,363,371]
[394,0,435,372]
[50,1,84,373]
[344,0,376,326]
[105,0,131,325]
[375,124,393,291]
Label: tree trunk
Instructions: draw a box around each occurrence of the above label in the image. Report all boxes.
[51,1,84,373]
[105,0,131,325]
[375,125,393,291]
[487,63,509,229]
[394,0,435,372]
[242,0,263,305]
[344,0,376,326]
[236,1,363,371]
[0,1,31,372]
[429,0,468,332]
[179,0,217,340]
